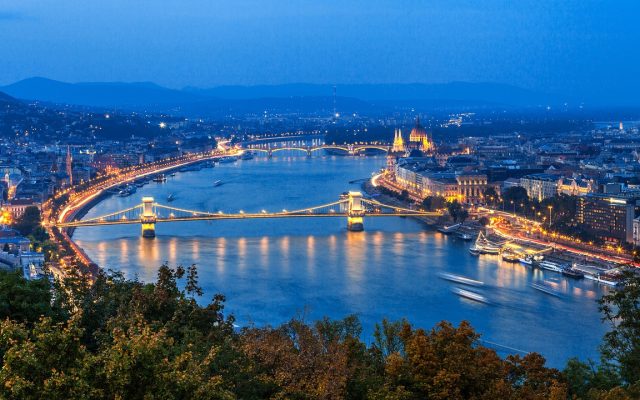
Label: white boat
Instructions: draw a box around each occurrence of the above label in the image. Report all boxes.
[167,193,175,202]
[538,260,564,273]
[519,256,534,266]
[472,231,503,255]
[438,273,484,287]
[213,180,223,187]
[451,287,490,304]
[584,273,621,287]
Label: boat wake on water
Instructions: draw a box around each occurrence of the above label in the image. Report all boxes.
[451,287,492,305]
[438,272,484,287]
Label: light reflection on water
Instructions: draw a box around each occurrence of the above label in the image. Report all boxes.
[74,155,610,367]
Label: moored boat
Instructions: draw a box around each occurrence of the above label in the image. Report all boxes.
[538,260,564,273]
[218,156,237,163]
[153,174,167,182]
[584,273,621,287]
[502,251,520,262]
[562,267,584,279]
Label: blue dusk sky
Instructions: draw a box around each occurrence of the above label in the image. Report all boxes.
[0,0,638,98]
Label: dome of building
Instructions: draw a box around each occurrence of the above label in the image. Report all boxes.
[409,117,427,142]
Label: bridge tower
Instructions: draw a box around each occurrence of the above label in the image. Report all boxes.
[346,191,365,231]
[140,197,157,238]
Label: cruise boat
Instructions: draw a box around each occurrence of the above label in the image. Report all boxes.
[470,231,502,255]
[584,273,621,287]
[538,260,564,273]
[501,250,519,262]
[451,287,490,304]
[153,174,167,182]
[438,273,484,287]
[118,185,136,197]
[519,256,534,266]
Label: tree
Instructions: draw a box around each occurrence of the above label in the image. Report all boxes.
[0,270,55,325]
[598,271,640,385]
[12,206,42,237]
[422,195,446,211]
[503,187,529,207]
[447,200,463,223]
[483,187,498,206]
[459,209,469,223]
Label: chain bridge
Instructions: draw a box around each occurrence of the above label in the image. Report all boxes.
[57,192,441,237]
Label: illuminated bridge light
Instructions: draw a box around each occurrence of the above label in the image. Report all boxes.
[218,211,223,214]
[261,210,267,214]
[239,210,244,214]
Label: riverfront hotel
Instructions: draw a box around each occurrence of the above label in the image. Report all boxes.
[577,192,640,244]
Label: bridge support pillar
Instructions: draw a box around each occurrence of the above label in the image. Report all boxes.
[141,197,157,238]
[346,191,365,231]
[347,216,364,231]
[267,149,273,159]
[306,148,312,158]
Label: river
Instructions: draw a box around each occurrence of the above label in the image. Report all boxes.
[73,154,609,367]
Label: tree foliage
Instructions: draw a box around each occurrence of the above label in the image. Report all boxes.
[0,263,581,399]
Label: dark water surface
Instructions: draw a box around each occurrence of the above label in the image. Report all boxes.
[74,155,608,367]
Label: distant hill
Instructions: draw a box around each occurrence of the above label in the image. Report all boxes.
[0,90,19,105]
[1,77,206,108]
[186,82,557,107]
[1,78,569,114]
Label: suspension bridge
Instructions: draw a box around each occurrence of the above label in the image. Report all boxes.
[56,192,442,237]
[244,144,391,157]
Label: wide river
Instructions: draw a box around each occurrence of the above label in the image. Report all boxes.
[74,155,609,367]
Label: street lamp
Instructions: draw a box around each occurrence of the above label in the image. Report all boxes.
[547,205,553,228]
